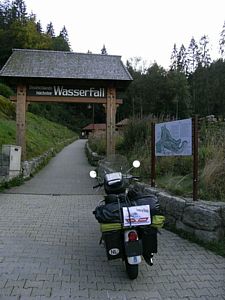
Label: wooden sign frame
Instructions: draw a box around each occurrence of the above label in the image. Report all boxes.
[151,117,199,201]
[12,85,122,160]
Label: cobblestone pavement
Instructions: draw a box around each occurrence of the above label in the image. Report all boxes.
[0,140,225,299]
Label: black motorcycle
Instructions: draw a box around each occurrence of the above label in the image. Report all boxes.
[90,155,164,279]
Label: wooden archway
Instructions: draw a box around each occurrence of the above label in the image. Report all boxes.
[0,49,132,160]
[13,85,121,159]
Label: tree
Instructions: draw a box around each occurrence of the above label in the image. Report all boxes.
[0,1,8,29]
[52,36,70,51]
[0,0,27,28]
[170,43,178,71]
[167,70,191,118]
[59,25,69,42]
[144,63,168,117]
[36,20,42,33]
[219,21,225,58]
[190,66,209,115]
[177,44,188,74]
[11,0,27,22]
[207,59,225,116]
[198,35,211,67]
[186,37,199,74]
[0,0,72,67]
[46,21,55,37]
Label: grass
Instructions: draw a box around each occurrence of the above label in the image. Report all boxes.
[156,173,193,197]
[166,224,225,258]
[0,175,25,192]
[0,96,77,160]
[26,112,77,159]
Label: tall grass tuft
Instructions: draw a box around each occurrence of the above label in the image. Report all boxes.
[200,122,225,200]
[88,131,106,155]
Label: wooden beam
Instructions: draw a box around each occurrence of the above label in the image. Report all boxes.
[106,87,117,156]
[10,95,123,105]
[16,85,26,160]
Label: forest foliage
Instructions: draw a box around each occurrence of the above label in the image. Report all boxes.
[0,0,70,68]
[0,0,225,128]
[119,26,225,121]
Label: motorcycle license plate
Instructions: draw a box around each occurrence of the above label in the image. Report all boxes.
[122,205,151,227]
[125,240,143,257]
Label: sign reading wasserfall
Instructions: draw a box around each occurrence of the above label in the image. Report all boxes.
[28,86,106,98]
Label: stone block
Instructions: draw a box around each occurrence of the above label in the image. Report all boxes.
[183,204,222,231]
[164,214,176,226]
[194,228,224,243]
[219,204,225,227]
[157,191,172,212]
[176,220,194,234]
[166,196,186,220]
[141,185,160,196]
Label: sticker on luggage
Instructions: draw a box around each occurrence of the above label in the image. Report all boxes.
[123,205,151,227]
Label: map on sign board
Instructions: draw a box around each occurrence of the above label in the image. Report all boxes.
[155,118,192,156]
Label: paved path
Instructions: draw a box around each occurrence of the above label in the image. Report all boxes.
[0,140,225,299]
[7,140,96,195]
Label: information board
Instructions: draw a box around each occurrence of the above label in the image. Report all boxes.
[155,118,192,156]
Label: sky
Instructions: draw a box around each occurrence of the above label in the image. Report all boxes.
[25,0,225,70]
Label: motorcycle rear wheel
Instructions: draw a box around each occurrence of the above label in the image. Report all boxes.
[125,259,138,279]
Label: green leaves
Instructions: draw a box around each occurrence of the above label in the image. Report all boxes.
[0,0,71,68]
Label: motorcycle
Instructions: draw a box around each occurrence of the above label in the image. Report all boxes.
[90,155,164,279]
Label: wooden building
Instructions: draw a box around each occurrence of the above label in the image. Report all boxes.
[82,123,106,137]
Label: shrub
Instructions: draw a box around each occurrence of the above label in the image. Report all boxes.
[0,96,16,119]
[88,132,106,155]
[0,83,14,98]
[121,117,151,152]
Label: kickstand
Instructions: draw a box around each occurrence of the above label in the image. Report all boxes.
[99,236,103,245]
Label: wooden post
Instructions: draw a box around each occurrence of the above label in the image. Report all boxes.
[151,122,156,187]
[16,85,27,160]
[193,116,199,201]
[106,87,117,156]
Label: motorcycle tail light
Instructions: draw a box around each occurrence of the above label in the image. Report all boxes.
[128,231,138,241]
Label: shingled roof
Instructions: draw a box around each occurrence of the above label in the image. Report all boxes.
[0,49,133,82]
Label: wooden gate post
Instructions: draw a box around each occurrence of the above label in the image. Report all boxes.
[106,87,117,156]
[16,85,27,160]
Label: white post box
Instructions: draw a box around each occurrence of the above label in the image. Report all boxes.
[2,145,22,179]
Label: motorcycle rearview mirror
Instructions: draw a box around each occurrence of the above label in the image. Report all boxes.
[133,160,140,168]
[89,170,97,178]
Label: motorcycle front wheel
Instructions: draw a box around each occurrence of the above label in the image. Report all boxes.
[125,259,138,279]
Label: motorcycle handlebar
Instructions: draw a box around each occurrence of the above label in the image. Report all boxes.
[93,183,104,189]
[123,175,140,180]
[132,176,140,179]
[92,175,140,189]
